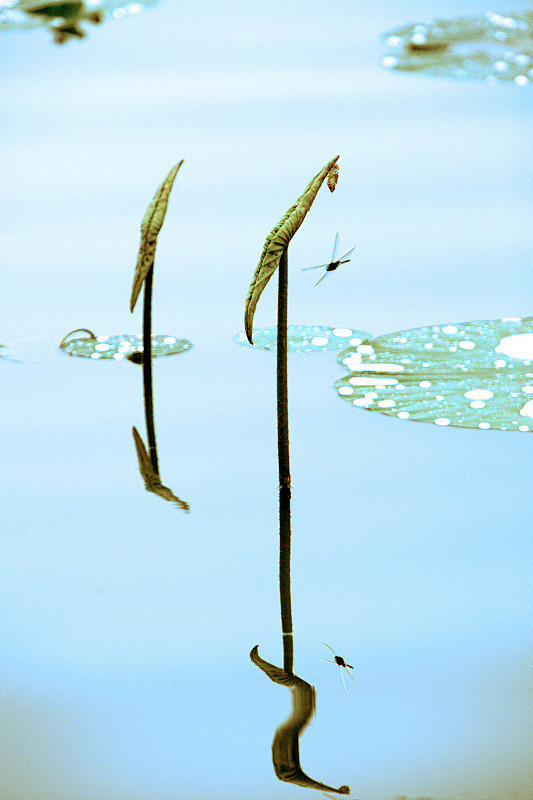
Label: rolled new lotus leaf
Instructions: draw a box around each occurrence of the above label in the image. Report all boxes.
[132,427,189,511]
[130,161,183,312]
[244,156,339,343]
[250,646,350,795]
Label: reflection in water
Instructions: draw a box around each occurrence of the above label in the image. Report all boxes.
[59,329,192,360]
[335,316,533,431]
[321,643,355,697]
[132,426,189,511]
[235,325,370,352]
[250,647,350,795]
[381,10,533,84]
[0,0,160,44]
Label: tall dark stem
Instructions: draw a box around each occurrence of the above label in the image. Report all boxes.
[142,265,159,474]
[277,248,293,673]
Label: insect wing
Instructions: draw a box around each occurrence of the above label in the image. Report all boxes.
[338,666,349,695]
[335,316,533,431]
[315,272,330,287]
[302,263,330,271]
[331,232,339,263]
[338,246,356,262]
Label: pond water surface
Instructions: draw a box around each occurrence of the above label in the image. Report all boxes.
[1,1,532,798]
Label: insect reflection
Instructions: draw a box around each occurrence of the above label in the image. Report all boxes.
[302,233,355,286]
[321,643,355,695]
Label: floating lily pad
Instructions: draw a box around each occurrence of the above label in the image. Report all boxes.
[60,333,192,360]
[234,325,371,352]
[0,0,160,44]
[381,11,533,84]
[335,316,533,432]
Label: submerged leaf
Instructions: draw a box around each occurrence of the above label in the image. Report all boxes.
[335,316,533,431]
[132,427,190,511]
[244,156,339,343]
[234,324,371,352]
[59,332,192,360]
[250,647,349,795]
[130,161,183,312]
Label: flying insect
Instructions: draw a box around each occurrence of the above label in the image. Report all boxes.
[321,642,355,695]
[302,233,355,286]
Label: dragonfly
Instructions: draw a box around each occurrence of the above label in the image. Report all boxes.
[302,233,356,287]
[321,643,355,695]
[0,0,159,44]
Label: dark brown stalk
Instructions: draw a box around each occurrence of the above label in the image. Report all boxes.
[142,265,158,474]
[277,248,293,673]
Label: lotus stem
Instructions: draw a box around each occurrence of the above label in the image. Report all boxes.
[277,247,293,673]
[142,265,158,474]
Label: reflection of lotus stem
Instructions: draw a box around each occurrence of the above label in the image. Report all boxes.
[142,266,158,474]
[277,248,293,673]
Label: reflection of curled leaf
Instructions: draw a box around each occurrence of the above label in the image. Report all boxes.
[130,161,183,313]
[244,156,339,344]
[250,646,350,795]
[132,427,190,512]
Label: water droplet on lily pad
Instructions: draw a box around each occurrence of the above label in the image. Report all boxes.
[234,325,371,352]
[335,316,533,432]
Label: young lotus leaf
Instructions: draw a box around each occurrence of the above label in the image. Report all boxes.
[132,427,189,512]
[60,333,192,360]
[235,324,371,352]
[130,161,183,312]
[335,316,533,432]
[381,11,533,84]
[244,156,339,343]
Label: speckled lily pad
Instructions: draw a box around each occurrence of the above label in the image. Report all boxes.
[381,11,533,84]
[60,333,192,360]
[335,316,533,431]
[234,325,371,352]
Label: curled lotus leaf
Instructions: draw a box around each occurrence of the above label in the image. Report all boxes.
[244,156,339,344]
[132,427,189,512]
[250,647,349,795]
[130,161,183,312]
[235,324,371,352]
[59,332,192,360]
[335,316,533,431]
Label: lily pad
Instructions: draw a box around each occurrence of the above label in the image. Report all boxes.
[235,325,371,352]
[381,11,533,84]
[60,332,192,360]
[0,0,160,44]
[334,316,533,432]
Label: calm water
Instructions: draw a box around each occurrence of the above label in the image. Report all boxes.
[1,1,532,798]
